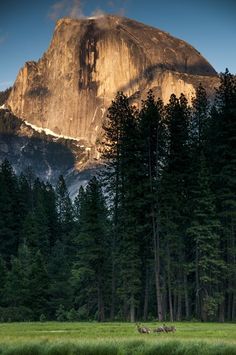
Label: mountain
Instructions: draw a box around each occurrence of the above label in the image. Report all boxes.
[7,15,218,146]
[0,108,98,196]
[1,15,219,192]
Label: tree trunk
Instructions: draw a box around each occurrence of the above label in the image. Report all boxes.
[143,267,149,320]
[98,283,105,322]
[219,299,225,322]
[195,244,200,319]
[154,225,163,321]
[110,257,115,320]
[148,137,163,322]
[173,292,177,321]
[167,244,173,322]
[184,272,189,319]
[232,294,235,321]
[177,287,182,321]
[130,296,135,322]
[110,158,120,320]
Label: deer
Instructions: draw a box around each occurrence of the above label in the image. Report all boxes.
[136,323,151,334]
[164,325,176,332]
[153,324,176,333]
[153,325,165,332]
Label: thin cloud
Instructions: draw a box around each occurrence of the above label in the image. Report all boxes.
[69,0,84,18]
[90,8,107,18]
[107,0,128,16]
[48,0,129,21]
[48,0,66,21]
[48,0,84,21]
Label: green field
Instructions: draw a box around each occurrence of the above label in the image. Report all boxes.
[0,322,235,354]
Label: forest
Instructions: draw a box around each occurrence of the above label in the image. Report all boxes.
[0,70,235,323]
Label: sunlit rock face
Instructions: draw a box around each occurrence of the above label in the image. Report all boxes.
[7,15,218,145]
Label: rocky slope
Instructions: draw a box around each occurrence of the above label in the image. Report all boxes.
[0,108,96,195]
[7,15,219,147]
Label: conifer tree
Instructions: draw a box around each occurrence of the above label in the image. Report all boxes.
[160,93,191,320]
[56,175,75,258]
[187,155,225,321]
[209,69,236,320]
[0,160,20,261]
[48,240,72,317]
[101,92,140,320]
[72,177,109,321]
[138,90,166,321]
[28,250,50,319]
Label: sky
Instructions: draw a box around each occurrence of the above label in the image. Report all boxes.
[0,0,235,90]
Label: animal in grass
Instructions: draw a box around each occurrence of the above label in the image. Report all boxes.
[153,324,176,333]
[163,325,176,332]
[153,325,165,333]
[136,323,151,334]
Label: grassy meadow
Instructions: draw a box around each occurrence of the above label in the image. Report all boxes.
[0,321,235,354]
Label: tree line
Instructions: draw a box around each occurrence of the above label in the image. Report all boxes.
[0,70,235,322]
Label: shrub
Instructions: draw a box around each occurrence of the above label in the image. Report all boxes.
[39,314,46,322]
[0,306,34,322]
[55,304,67,322]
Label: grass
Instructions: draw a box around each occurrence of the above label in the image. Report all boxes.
[0,322,235,354]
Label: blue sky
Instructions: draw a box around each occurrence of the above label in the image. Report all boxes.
[0,0,235,90]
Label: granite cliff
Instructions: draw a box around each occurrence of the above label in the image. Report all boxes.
[7,15,218,147]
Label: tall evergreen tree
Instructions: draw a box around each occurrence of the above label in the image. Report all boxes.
[0,160,20,262]
[101,92,140,321]
[209,69,236,321]
[56,175,74,257]
[48,240,72,317]
[27,250,50,319]
[72,177,109,321]
[187,155,225,321]
[138,91,166,321]
[160,94,191,321]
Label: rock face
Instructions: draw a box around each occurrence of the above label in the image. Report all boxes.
[0,108,94,196]
[7,15,218,145]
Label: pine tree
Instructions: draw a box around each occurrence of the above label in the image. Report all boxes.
[27,250,50,319]
[187,155,225,321]
[4,255,29,308]
[160,93,191,321]
[72,177,109,321]
[138,90,166,321]
[0,160,20,262]
[56,175,75,258]
[48,240,72,317]
[209,69,236,321]
[101,92,140,321]
[191,83,210,153]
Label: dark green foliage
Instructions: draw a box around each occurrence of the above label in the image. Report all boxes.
[48,240,72,315]
[71,177,109,321]
[0,160,20,261]
[27,250,50,319]
[208,69,236,321]
[0,71,235,322]
[186,156,225,320]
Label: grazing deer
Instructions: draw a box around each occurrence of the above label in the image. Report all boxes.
[153,325,165,332]
[164,325,176,332]
[136,323,151,334]
[153,324,176,333]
